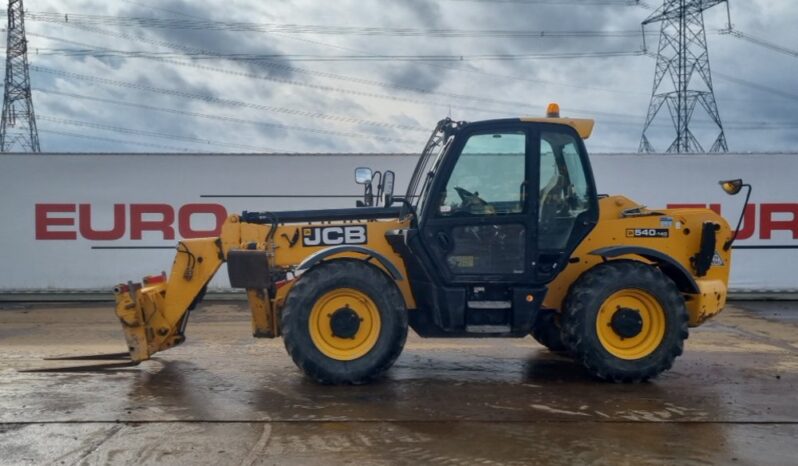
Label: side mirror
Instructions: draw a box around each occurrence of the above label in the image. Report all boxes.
[717,179,753,251]
[355,167,373,185]
[382,171,396,207]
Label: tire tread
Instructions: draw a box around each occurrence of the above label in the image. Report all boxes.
[561,260,689,383]
[282,260,408,384]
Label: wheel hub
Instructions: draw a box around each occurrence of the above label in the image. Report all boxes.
[329,306,361,339]
[610,307,644,339]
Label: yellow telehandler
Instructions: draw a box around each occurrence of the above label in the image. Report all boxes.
[69,106,749,383]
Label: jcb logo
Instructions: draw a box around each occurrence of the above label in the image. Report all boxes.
[302,226,367,247]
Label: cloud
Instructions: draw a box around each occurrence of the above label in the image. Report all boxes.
[10,0,797,153]
[394,0,442,29]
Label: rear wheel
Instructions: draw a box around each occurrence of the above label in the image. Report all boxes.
[282,260,408,384]
[561,261,688,383]
[531,309,568,353]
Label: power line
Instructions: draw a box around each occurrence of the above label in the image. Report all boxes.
[24,11,650,38]
[38,128,193,152]
[27,8,794,59]
[30,34,649,124]
[26,71,798,155]
[31,33,534,140]
[29,65,430,133]
[31,34,792,132]
[103,0,781,109]
[713,71,798,102]
[33,27,522,106]
[39,8,672,108]
[721,29,798,59]
[36,88,418,144]
[37,115,282,152]
[639,50,798,102]
[33,24,649,106]
[418,0,646,5]
[28,33,642,120]
[26,42,797,140]
[36,84,794,135]
[32,32,616,120]
[26,47,646,62]
[30,32,655,123]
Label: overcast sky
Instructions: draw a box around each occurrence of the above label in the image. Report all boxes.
[9,0,798,153]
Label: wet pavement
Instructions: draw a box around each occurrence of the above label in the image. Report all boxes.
[1,301,797,465]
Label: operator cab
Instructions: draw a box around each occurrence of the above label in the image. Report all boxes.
[386,107,600,337]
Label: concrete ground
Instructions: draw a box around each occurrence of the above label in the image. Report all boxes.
[1,301,797,465]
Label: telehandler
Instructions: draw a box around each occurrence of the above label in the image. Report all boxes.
[89,105,747,383]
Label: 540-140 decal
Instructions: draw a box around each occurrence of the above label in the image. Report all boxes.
[626,228,670,239]
[302,225,368,247]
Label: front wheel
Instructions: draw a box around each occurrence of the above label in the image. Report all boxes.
[561,261,689,383]
[281,260,408,384]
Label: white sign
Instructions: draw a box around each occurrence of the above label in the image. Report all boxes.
[1,153,796,292]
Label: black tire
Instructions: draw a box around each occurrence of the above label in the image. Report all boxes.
[561,260,689,383]
[281,259,408,384]
[531,309,568,353]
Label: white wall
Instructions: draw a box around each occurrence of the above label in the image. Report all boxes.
[1,153,796,292]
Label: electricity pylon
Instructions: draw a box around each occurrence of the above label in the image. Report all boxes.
[1,0,40,153]
[639,0,730,153]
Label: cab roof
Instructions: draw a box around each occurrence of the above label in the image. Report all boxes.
[454,117,595,140]
[520,117,595,140]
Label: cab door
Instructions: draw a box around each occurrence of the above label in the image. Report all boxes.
[535,126,599,281]
[419,124,535,284]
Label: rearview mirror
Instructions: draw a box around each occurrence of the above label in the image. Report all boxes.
[355,167,373,185]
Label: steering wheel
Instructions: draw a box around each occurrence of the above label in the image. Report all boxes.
[453,186,495,214]
[454,186,476,203]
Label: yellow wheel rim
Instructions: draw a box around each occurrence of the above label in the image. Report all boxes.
[596,289,666,360]
[308,288,381,361]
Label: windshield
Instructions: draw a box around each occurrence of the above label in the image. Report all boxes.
[405,120,456,218]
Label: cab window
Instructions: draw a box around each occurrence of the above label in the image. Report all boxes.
[438,132,526,217]
[539,131,591,249]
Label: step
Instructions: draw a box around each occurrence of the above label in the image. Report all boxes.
[465,325,512,333]
[467,301,512,310]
